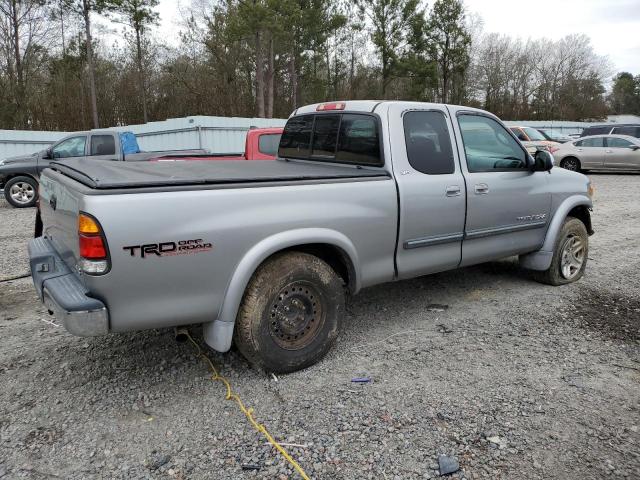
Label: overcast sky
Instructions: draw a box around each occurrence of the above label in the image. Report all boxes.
[154,0,640,75]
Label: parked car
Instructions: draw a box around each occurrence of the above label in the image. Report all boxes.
[508,126,560,153]
[538,129,573,143]
[155,127,283,162]
[30,100,594,373]
[0,131,206,208]
[580,124,640,138]
[553,134,640,172]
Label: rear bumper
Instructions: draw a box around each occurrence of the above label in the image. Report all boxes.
[29,237,109,336]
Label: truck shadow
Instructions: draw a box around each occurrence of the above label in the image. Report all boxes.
[38,257,536,384]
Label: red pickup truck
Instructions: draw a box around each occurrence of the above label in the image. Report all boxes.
[154,127,283,162]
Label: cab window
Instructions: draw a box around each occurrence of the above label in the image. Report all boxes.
[52,136,87,158]
[90,135,116,156]
[403,111,455,174]
[459,115,527,172]
[606,137,634,148]
[278,113,382,166]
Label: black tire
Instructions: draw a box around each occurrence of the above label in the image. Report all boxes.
[559,157,581,172]
[234,252,345,373]
[532,217,588,286]
[4,176,38,208]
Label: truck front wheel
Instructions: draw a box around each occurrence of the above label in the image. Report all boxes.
[4,176,38,208]
[234,252,345,373]
[533,217,588,286]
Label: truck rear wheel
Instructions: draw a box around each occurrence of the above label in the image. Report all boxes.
[4,176,38,208]
[234,252,344,373]
[532,217,588,286]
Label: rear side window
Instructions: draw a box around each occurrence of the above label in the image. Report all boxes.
[403,111,454,174]
[606,137,634,148]
[278,113,382,166]
[611,126,640,137]
[258,133,281,156]
[575,137,604,147]
[90,135,116,156]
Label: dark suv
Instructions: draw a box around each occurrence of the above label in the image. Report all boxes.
[580,124,640,138]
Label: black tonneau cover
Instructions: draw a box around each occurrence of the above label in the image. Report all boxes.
[51,158,389,190]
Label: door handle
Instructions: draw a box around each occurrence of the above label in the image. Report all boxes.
[605,150,612,153]
[49,195,57,211]
[474,183,489,195]
[445,185,461,197]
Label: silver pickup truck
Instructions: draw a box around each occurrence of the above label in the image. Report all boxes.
[29,101,594,373]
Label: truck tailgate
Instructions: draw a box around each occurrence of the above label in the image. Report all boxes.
[38,171,83,274]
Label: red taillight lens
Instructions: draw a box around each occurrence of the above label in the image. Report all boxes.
[549,146,559,154]
[79,234,107,259]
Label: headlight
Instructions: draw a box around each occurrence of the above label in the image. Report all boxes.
[0,160,5,166]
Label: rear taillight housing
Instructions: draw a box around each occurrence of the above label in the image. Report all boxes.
[548,145,560,154]
[78,213,110,275]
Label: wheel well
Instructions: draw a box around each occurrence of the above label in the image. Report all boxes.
[568,205,593,235]
[560,156,580,167]
[4,173,38,185]
[278,243,356,293]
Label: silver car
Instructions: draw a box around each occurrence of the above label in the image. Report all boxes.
[554,134,640,172]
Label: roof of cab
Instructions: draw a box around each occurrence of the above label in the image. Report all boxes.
[292,100,385,116]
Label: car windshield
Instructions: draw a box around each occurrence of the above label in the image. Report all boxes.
[523,127,546,141]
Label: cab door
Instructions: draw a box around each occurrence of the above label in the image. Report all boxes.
[447,108,552,266]
[389,103,467,279]
[604,137,640,170]
[574,137,606,168]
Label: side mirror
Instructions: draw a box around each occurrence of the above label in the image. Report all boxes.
[630,145,640,151]
[43,147,53,160]
[533,149,554,172]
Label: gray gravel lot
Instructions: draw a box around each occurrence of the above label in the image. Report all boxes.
[0,173,639,480]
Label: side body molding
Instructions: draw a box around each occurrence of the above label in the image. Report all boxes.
[203,228,361,352]
[519,194,593,271]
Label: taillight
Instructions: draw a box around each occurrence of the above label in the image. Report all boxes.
[548,145,560,154]
[78,213,109,274]
[316,102,346,111]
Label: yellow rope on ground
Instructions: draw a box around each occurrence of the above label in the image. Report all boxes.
[184,332,310,480]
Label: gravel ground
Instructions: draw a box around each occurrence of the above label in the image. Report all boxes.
[0,173,638,480]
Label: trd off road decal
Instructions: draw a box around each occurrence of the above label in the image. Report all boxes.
[123,239,213,258]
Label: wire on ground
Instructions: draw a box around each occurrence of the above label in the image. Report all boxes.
[183,331,310,480]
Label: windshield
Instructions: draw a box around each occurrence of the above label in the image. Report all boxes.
[522,127,546,141]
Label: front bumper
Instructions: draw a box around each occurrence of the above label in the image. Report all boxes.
[29,237,109,336]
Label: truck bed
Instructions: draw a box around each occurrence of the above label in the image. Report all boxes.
[51,158,389,190]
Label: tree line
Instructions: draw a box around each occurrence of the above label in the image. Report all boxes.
[0,0,625,132]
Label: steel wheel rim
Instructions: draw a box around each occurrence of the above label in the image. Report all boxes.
[563,158,579,171]
[269,281,325,350]
[9,182,35,204]
[560,234,585,280]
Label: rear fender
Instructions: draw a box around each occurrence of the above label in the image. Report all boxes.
[520,194,592,271]
[203,228,360,352]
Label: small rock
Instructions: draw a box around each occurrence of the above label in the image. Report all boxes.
[146,453,170,470]
[438,454,460,475]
